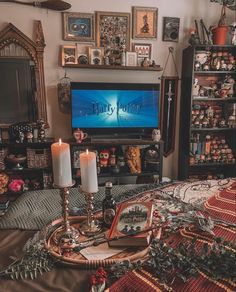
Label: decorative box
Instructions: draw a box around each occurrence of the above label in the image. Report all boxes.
[0,148,8,170]
[27,148,51,169]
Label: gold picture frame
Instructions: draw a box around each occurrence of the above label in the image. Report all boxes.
[95,11,131,52]
[132,6,158,39]
[88,46,105,65]
[61,45,77,66]
[63,12,95,42]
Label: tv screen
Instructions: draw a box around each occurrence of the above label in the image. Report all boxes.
[71,82,160,137]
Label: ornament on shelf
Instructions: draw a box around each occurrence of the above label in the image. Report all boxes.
[57,72,71,114]
[152,129,161,142]
[73,128,88,144]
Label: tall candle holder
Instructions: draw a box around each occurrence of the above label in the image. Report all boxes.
[80,190,101,236]
[53,181,80,251]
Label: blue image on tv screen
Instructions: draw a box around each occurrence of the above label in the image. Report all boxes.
[71,89,159,128]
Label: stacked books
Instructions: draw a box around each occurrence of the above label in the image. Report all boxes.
[108,201,153,247]
[0,195,10,216]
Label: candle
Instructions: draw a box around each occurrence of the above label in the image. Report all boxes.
[80,149,98,193]
[51,139,72,187]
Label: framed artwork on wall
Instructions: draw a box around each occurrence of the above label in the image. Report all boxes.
[95,11,130,52]
[162,17,180,42]
[132,6,158,39]
[132,43,152,64]
[88,46,104,65]
[61,45,77,65]
[63,12,95,42]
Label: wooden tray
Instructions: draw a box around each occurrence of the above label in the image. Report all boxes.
[44,216,150,269]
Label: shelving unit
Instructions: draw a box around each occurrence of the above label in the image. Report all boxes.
[69,139,163,185]
[178,45,236,180]
[0,138,54,193]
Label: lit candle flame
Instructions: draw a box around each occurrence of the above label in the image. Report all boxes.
[86,149,89,155]
[59,138,62,145]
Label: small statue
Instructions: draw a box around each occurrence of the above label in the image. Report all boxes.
[152,129,161,142]
[125,146,141,174]
[230,22,236,46]
[192,78,200,96]
[99,149,110,167]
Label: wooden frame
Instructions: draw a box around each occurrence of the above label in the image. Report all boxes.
[162,17,180,42]
[0,22,48,128]
[95,11,130,51]
[160,76,179,157]
[132,43,152,65]
[132,6,158,39]
[88,46,104,65]
[61,45,77,65]
[63,12,95,42]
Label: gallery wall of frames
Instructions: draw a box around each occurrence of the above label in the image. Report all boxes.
[60,7,180,67]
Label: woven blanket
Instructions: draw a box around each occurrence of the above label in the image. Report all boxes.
[0,183,168,230]
[107,178,236,292]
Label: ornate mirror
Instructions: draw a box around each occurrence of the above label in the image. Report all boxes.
[0,21,48,129]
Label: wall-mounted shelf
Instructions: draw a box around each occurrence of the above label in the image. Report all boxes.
[62,63,163,72]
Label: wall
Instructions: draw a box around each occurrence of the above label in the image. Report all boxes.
[0,0,235,179]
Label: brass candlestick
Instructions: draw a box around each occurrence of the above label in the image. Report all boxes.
[79,191,101,236]
[54,182,80,253]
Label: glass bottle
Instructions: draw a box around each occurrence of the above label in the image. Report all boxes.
[102,181,116,228]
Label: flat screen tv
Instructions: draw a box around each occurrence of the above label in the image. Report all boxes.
[70,82,160,138]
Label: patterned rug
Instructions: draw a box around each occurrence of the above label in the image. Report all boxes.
[107,178,236,292]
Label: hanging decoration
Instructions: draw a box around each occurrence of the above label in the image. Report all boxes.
[160,47,179,157]
[57,72,71,114]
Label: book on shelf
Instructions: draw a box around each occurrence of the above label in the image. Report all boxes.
[108,201,154,247]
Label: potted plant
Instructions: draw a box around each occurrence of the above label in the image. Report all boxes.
[210,0,236,44]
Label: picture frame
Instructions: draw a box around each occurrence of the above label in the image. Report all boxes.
[132,43,152,63]
[95,11,130,52]
[88,46,104,65]
[162,17,180,42]
[63,12,95,42]
[76,43,94,64]
[61,45,77,66]
[132,6,158,39]
[126,52,137,66]
[72,148,81,169]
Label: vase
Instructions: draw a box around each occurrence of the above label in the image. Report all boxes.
[212,26,228,45]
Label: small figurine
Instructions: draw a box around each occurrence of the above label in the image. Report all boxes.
[26,131,33,143]
[99,149,110,167]
[19,131,25,143]
[152,129,161,142]
[192,78,200,96]
[141,57,149,67]
[125,146,141,174]
[230,22,236,46]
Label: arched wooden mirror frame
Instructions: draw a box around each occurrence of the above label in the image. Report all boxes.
[0,21,48,128]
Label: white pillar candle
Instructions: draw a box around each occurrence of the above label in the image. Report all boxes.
[80,150,98,193]
[51,139,72,187]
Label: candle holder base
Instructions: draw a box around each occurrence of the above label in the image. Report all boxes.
[79,218,102,236]
[53,181,80,254]
[80,190,102,237]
